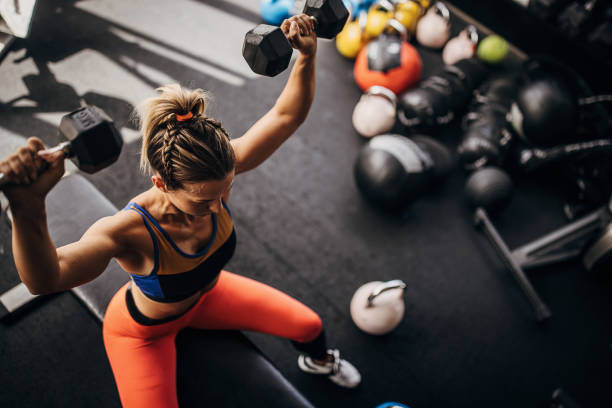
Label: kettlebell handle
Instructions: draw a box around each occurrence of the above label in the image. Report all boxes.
[383,18,409,42]
[367,280,407,307]
[366,85,398,109]
[465,24,478,44]
[358,10,368,31]
[432,1,450,22]
[374,0,396,12]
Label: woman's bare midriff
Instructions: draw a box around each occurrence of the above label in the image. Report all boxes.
[131,274,220,320]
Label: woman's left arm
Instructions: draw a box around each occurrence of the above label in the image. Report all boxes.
[231,14,317,175]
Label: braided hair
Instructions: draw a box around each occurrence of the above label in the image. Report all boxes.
[137,84,235,190]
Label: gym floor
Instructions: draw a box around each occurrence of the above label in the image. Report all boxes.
[1,1,611,407]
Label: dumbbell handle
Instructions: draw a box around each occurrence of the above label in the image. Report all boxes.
[0,142,72,188]
[286,16,323,39]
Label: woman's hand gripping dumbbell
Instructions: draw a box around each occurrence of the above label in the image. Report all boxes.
[242,0,349,76]
[0,105,122,204]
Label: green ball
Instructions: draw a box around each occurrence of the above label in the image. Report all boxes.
[476,35,509,64]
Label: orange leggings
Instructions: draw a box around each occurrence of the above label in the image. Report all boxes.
[102,271,324,408]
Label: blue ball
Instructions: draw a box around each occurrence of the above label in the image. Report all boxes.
[376,403,410,408]
[344,0,376,17]
[261,0,294,26]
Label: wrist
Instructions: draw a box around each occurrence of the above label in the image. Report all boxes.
[9,196,47,220]
[298,50,316,61]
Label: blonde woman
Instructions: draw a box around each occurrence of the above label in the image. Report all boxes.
[1,15,360,408]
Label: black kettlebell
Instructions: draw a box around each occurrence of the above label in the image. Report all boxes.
[397,58,488,132]
[458,74,521,170]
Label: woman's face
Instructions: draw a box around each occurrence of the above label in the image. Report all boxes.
[157,171,235,217]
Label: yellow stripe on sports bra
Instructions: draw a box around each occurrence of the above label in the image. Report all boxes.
[128,203,234,276]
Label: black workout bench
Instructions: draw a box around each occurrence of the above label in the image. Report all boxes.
[1,174,314,408]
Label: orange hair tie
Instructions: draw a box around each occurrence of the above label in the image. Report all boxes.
[176,112,193,122]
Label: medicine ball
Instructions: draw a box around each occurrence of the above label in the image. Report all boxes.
[465,166,513,212]
[261,0,294,26]
[343,0,376,16]
[354,134,453,210]
[413,135,454,179]
[511,76,578,146]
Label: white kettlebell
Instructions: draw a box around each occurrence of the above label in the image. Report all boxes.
[415,2,451,49]
[352,86,398,138]
[350,280,407,335]
[442,25,478,65]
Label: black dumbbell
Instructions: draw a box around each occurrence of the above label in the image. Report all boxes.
[0,105,123,187]
[242,0,349,76]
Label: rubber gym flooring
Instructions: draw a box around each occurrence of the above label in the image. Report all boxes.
[1,1,611,407]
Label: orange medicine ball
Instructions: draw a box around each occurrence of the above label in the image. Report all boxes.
[354,40,423,95]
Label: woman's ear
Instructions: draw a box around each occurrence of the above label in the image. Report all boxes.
[152,175,168,192]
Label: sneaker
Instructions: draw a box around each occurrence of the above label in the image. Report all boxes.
[298,349,361,388]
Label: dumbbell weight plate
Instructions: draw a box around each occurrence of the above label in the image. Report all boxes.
[303,0,350,39]
[0,105,122,187]
[59,106,123,174]
[243,25,294,77]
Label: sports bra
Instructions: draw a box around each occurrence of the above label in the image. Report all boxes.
[123,200,236,302]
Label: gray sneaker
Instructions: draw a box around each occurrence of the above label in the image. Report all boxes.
[298,349,361,388]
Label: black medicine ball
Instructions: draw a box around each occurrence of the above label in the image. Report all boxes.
[464,166,513,212]
[354,134,451,211]
[513,76,578,146]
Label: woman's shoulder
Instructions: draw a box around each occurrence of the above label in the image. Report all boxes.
[90,208,148,243]
[92,190,157,244]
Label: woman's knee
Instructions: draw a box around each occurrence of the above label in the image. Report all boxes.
[294,311,323,343]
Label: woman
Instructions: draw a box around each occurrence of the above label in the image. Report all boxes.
[1,14,360,408]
